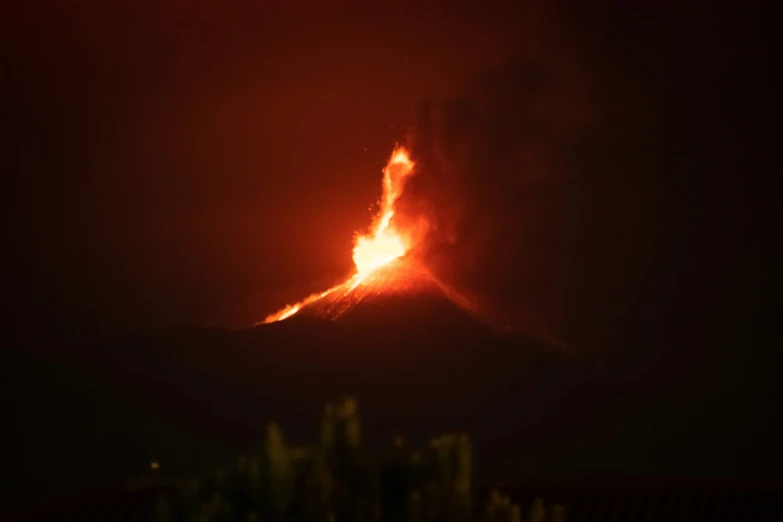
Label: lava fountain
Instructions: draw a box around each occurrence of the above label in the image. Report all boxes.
[262,147,416,323]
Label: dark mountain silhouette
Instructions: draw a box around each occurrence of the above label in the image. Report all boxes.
[5,262,780,513]
[5,268,595,510]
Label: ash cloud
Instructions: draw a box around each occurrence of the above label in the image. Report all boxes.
[394,53,642,350]
[392,4,772,356]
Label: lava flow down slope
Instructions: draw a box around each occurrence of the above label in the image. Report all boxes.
[290,257,480,327]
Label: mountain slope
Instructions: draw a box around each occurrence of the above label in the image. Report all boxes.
[291,257,502,335]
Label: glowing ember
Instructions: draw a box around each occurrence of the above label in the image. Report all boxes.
[262,147,415,323]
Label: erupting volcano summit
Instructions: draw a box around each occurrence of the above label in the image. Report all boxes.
[261,143,492,328]
[262,146,421,324]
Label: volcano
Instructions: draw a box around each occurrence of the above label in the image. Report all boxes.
[4,144,603,512]
[260,146,507,336]
[261,146,422,325]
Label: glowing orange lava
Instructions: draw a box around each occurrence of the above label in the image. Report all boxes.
[262,147,415,323]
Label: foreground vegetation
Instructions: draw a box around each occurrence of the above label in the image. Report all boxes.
[156,398,565,522]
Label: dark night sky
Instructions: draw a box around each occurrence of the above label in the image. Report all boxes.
[3,3,533,335]
[2,2,777,368]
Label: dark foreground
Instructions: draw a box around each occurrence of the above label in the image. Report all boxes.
[13,479,783,521]
[4,304,782,516]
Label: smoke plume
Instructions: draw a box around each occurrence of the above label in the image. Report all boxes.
[391,6,737,356]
